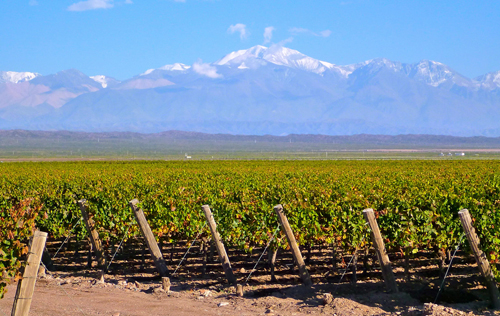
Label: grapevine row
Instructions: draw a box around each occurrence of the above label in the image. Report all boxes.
[1,160,500,282]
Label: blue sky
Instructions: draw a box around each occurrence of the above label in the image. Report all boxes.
[1,0,499,80]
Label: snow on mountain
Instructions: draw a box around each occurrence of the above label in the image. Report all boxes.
[3,45,500,137]
[90,75,120,88]
[351,58,404,76]
[141,69,156,76]
[475,71,500,90]
[30,69,102,93]
[238,62,249,70]
[0,71,40,84]
[263,45,335,74]
[346,58,476,89]
[159,63,191,71]
[404,60,476,88]
[215,45,342,75]
[141,63,191,76]
[214,46,420,79]
[0,69,103,109]
[215,45,267,66]
[90,75,109,88]
[330,60,371,78]
[131,47,484,90]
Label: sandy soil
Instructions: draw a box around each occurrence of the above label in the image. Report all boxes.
[2,237,500,315]
[1,271,499,316]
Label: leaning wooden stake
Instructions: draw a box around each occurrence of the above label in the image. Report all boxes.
[202,205,237,286]
[363,208,398,293]
[236,284,244,297]
[78,199,106,269]
[11,230,47,316]
[274,204,313,286]
[459,209,500,309]
[129,199,169,277]
[162,277,171,292]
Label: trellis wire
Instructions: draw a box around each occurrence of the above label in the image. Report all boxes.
[106,221,134,271]
[434,232,465,304]
[52,217,82,259]
[333,223,370,290]
[171,222,207,277]
[40,257,87,316]
[245,224,281,284]
[333,235,366,293]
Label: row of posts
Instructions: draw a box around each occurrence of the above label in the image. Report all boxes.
[10,203,500,315]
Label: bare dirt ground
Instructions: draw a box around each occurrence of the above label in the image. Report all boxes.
[2,238,500,316]
[0,272,497,316]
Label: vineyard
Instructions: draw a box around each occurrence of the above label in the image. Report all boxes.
[2,160,500,305]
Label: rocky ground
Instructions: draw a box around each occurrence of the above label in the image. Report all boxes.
[2,236,499,315]
[1,268,499,316]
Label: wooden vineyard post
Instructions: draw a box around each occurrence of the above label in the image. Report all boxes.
[363,209,398,293]
[201,205,237,286]
[236,284,244,297]
[268,248,278,282]
[162,277,171,292]
[129,199,169,277]
[78,199,106,269]
[274,204,313,287]
[11,230,47,316]
[459,209,500,309]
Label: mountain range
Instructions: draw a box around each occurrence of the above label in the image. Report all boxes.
[1,45,500,136]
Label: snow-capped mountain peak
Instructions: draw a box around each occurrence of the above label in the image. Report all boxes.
[215,45,337,75]
[407,60,454,87]
[346,58,406,80]
[263,46,335,74]
[90,75,109,88]
[215,45,267,66]
[336,60,372,77]
[90,75,120,88]
[403,59,476,88]
[1,71,40,83]
[364,58,402,72]
[141,63,191,76]
[475,71,500,90]
[159,63,191,71]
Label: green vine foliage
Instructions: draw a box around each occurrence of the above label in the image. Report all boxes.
[0,198,41,299]
[1,160,500,287]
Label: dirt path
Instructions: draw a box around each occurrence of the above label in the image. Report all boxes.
[2,238,498,316]
[0,279,283,316]
[1,274,498,316]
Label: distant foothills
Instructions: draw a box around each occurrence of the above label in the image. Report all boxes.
[2,130,500,149]
[1,45,500,137]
